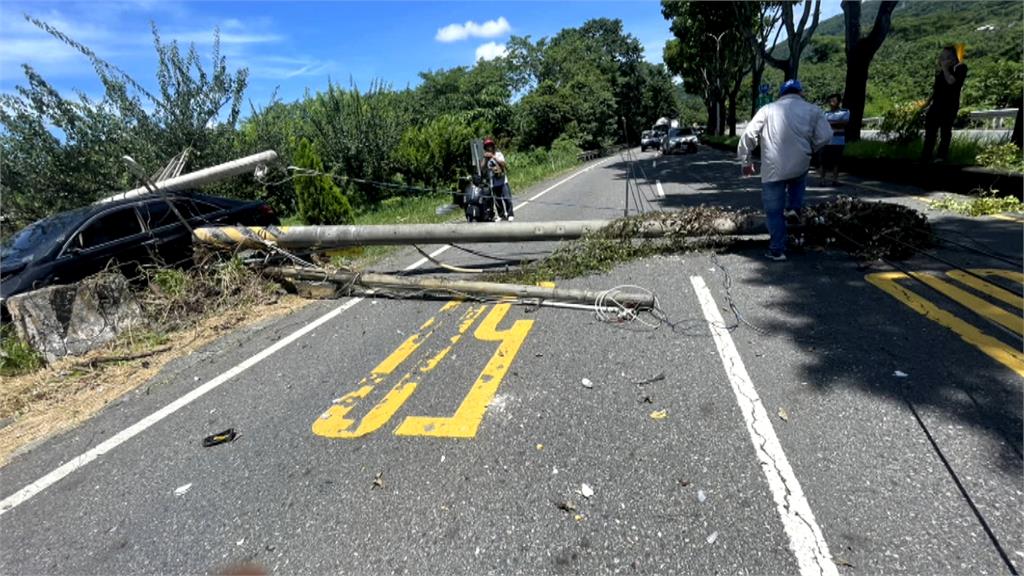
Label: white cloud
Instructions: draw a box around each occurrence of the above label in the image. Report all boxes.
[436,16,510,43]
[475,41,507,62]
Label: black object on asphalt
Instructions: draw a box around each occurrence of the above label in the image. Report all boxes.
[202,428,238,447]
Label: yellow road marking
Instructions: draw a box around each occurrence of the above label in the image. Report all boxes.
[866,272,1024,377]
[312,300,467,438]
[962,268,1024,286]
[946,270,1023,310]
[313,302,488,438]
[395,301,534,438]
[909,272,1023,335]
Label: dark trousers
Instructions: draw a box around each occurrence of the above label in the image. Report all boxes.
[922,107,956,162]
[494,182,514,219]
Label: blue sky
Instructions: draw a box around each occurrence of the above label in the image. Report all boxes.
[0,1,844,108]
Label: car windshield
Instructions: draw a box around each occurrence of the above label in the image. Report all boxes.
[1,210,83,264]
[669,128,694,137]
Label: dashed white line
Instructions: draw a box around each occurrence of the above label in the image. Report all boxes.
[690,275,838,576]
[655,180,665,198]
[0,156,609,517]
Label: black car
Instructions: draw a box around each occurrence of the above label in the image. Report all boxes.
[1,192,278,305]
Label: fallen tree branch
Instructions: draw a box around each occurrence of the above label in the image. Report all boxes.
[74,345,172,369]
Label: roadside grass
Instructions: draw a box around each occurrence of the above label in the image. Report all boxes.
[0,258,305,464]
[930,189,1023,216]
[702,134,741,149]
[844,138,982,166]
[0,325,43,377]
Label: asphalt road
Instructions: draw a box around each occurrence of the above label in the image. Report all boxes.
[1,146,1021,576]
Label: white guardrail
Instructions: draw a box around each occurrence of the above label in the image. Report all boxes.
[863,107,1019,129]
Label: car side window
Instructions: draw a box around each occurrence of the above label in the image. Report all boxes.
[140,201,177,230]
[72,207,145,251]
[174,199,222,220]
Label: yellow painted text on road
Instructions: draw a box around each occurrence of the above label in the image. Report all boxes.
[312,291,535,439]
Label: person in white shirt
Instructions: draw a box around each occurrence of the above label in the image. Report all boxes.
[738,79,833,261]
[482,138,513,221]
[821,93,850,186]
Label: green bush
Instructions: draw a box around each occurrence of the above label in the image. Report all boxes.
[930,189,1023,216]
[293,138,354,225]
[0,325,42,376]
[879,101,927,143]
[394,114,481,189]
[976,142,1024,173]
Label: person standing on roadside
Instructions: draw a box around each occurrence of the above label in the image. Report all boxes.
[820,93,849,186]
[482,138,513,221]
[738,79,833,261]
[921,45,968,163]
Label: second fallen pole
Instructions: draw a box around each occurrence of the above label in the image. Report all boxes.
[264,266,658,309]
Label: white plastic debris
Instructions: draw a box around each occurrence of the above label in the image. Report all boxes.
[236,538,245,546]
[893,370,909,378]
[697,489,707,503]
[581,378,593,389]
[706,531,719,544]
[173,483,193,497]
[580,483,595,499]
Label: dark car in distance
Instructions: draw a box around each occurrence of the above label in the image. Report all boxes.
[1,192,278,306]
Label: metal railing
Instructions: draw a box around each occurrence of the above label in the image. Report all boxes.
[862,107,1018,129]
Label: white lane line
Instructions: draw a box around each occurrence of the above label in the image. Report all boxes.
[690,276,838,576]
[655,180,665,198]
[0,296,365,516]
[516,156,612,210]
[0,156,605,516]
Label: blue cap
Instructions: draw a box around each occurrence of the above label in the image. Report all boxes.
[779,79,803,96]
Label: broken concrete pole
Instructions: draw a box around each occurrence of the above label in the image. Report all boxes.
[194,215,762,250]
[6,273,145,363]
[264,266,657,309]
[96,150,278,204]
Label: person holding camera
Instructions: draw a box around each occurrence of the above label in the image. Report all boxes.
[482,138,513,221]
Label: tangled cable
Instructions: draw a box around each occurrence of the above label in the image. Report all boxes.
[594,284,662,329]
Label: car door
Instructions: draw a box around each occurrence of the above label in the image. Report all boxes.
[56,206,153,284]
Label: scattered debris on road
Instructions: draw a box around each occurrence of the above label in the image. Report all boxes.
[555,500,577,513]
[372,471,385,490]
[706,531,719,545]
[202,428,238,447]
[633,372,666,387]
[173,483,193,497]
[893,370,909,378]
[580,483,595,499]
[697,489,707,503]
[777,407,790,422]
[649,409,668,420]
[581,378,594,389]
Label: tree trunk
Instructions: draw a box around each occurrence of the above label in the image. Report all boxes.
[727,93,737,136]
[844,61,870,142]
[842,0,898,143]
[750,58,764,118]
[1012,99,1023,149]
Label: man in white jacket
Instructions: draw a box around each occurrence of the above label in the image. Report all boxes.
[738,79,833,261]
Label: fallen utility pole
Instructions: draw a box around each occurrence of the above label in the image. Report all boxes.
[264,266,658,309]
[195,216,758,250]
[96,150,278,204]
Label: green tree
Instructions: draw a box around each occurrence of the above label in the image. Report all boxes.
[293,138,353,225]
[303,81,412,205]
[394,113,479,188]
[0,17,248,235]
[662,1,751,135]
